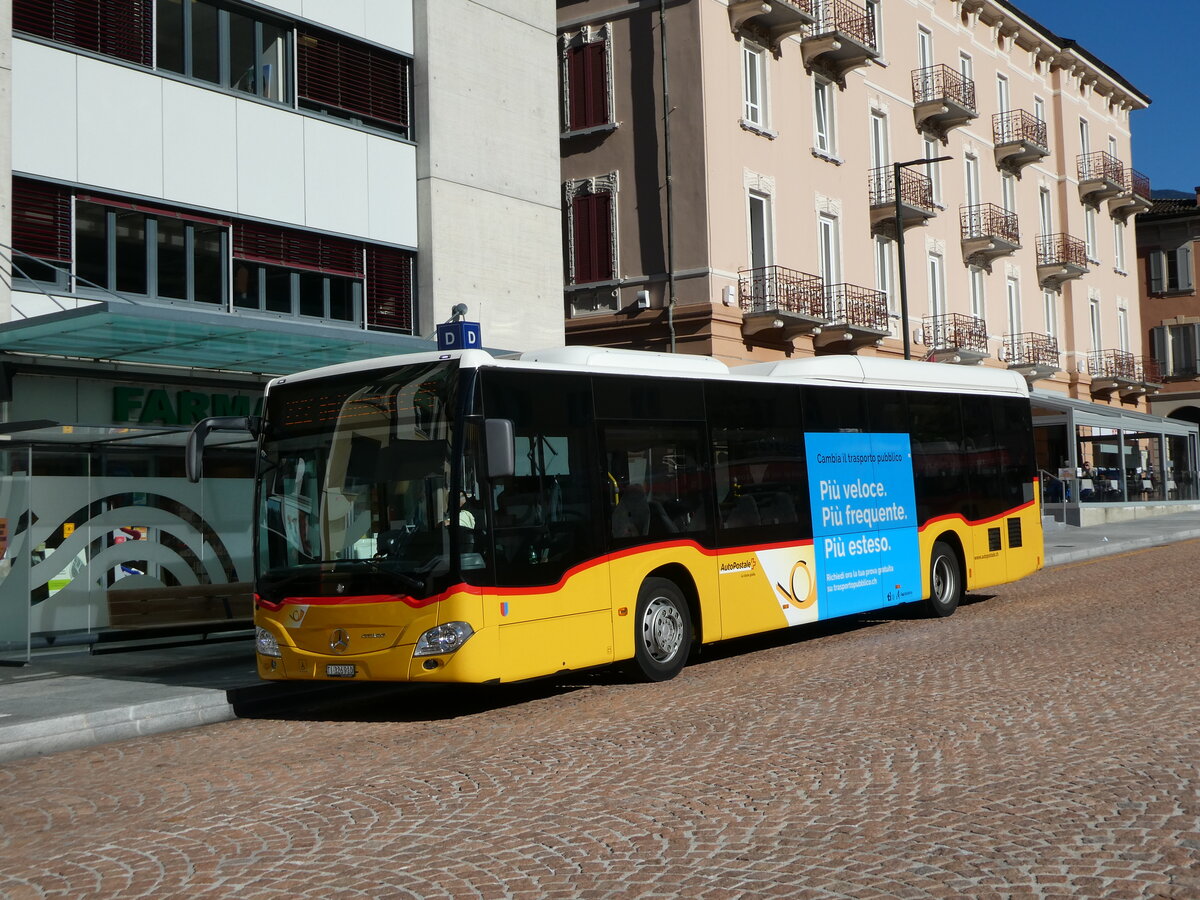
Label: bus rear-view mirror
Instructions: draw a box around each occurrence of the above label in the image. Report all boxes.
[485,418,515,479]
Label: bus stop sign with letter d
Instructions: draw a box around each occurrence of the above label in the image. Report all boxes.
[437,322,482,351]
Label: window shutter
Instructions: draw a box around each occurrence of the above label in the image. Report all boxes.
[568,41,608,131]
[1178,244,1194,292]
[365,247,415,333]
[1152,326,1170,376]
[14,0,153,66]
[234,222,363,278]
[297,27,410,132]
[12,178,72,264]
[1148,250,1165,293]
[572,192,613,284]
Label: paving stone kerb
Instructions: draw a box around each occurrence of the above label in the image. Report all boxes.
[1,543,1198,899]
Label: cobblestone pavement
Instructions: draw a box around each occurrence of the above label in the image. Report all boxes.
[1,543,1198,899]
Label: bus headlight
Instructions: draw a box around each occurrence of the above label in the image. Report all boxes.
[256,627,282,658]
[414,622,474,657]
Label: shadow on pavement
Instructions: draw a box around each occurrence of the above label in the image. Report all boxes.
[232,594,997,724]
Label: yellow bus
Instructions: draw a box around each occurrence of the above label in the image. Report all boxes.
[188,346,1043,683]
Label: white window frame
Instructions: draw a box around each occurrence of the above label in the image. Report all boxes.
[1034,96,1046,124]
[927,252,946,318]
[1039,187,1053,236]
[959,51,973,82]
[875,234,895,322]
[1043,289,1058,339]
[866,0,883,56]
[918,26,933,69]
[969,265,986,319]
[1090,297,1102,351]
[1006,276,1021,335]
[996,73,1010,113]
[1117,305,1130,352]
[1113,219,1126,272]
[818,212,842,286]
[742,41,767,130]
[869,110,890,168]
[1085,206,1099,261]
[924,138,942,205]
[964,154,981,207]
[1079,117,1091,156]
[747,189,774,271]
[813,77,836,157]
[1001,172,1017,214]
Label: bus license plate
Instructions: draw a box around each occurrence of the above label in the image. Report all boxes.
[326,664,356,678]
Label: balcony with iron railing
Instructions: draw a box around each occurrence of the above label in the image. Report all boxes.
[815,281,889,350]
[869,165,936,233]
[921,312,989,364]
[1109,167,1153,219]
[1036,232,1089,288]
[1134,356,1164,393]
[992,110,1049,174]
[801,0,878,82]
[912,64,977,139]
[729,0,815,50]
[1088,349,1138,397]
[1001,332,1061,381]
[960,203,1021,266]
[1077,151,1128,205]
[738,265,829,340]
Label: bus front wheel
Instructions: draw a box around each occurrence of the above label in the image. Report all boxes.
[630,578,692,682]
[924,541,962,618]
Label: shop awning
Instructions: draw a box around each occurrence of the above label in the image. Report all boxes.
[0,302,438,375]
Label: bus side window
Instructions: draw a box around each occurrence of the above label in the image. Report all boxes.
[707,381,810,545]
[803,386,867,433]
[600,424,711,545]
[909,393,967,525]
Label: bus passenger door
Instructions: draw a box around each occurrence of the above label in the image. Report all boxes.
[480,371,612,681]
[598,419,718,655]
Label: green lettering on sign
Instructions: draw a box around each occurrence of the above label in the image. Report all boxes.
[138,389,178,426]
[114,386,261,425]
[113,387,145,423]
[176,391,210,425]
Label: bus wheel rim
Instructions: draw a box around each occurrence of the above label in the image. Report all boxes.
[642,596,684,662]
[933,556,952,601]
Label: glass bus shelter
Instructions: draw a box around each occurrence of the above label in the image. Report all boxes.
[1031,390,1200,524]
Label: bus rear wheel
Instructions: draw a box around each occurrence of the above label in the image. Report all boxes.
[631,578,692,682]
[924,541,962,618]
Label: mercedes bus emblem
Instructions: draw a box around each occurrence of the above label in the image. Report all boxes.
[330,629,350,653]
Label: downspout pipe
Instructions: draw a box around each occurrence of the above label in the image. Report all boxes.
[660,0,677,352]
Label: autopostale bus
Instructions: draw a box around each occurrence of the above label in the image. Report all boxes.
[188,346,1042,684]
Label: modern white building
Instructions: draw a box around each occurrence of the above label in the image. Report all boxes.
[0,0,562,658]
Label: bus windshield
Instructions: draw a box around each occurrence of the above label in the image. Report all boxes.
[256,359,459,599]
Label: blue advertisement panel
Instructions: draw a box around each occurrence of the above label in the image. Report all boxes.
[805,432,921,618]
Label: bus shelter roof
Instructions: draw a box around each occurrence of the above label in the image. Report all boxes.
[1030,389,1200,438]
[0,302,436,377]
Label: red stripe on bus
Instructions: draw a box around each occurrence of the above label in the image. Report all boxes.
[918,498,1037,530]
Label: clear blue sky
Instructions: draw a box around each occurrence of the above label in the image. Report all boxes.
[1014,0,1199,193]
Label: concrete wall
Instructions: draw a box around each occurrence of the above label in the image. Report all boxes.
[414,0,564,352]
[12,40,417,249]
[253,0,413,54]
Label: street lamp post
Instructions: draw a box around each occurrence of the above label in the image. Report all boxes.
[894,155,952,360]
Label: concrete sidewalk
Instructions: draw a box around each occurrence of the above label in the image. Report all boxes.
[4,509,1200,764]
